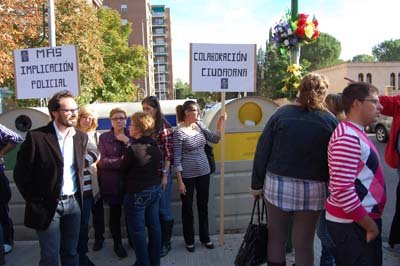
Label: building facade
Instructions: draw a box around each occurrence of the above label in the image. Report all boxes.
[103,0,155,98]
[152,5,174,100]
[102,1,174,99]
[315,62,400,95]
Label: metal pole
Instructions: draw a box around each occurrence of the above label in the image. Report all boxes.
[142,20,148,97]
[48,0,56,47]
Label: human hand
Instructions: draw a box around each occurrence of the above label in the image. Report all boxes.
[177,180,186,195]
[250,189,263,199]
[356,215,379,243]
[115,133,129,144]
[161,174,168,191]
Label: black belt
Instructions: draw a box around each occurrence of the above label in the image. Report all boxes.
[59,194,75,200]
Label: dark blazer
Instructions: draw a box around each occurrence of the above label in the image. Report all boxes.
[14,122,88,230]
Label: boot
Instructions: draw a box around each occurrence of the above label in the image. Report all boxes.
[160,219,174,257]
[113,238,127,258]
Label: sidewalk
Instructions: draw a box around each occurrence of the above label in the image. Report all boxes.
[3,234,400,265]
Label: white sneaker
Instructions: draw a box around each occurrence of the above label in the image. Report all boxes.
[3,244,12,254]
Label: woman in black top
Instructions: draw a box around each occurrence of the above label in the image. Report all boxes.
[122,112,162,266]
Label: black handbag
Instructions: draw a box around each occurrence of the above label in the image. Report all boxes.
[204,143,216,174]
[234,198,268,266]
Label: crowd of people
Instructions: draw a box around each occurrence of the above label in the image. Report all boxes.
[0,91,224,266]
[1,74,400,266]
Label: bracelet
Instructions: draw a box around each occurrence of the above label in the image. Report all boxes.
[162,169,169,174]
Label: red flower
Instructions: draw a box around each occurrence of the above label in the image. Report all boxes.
[313,19,319,27]
[312,30,319,39]
[295,27,305,37]
[298,13,308,20]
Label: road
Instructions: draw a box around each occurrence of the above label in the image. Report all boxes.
[370,134,397,241]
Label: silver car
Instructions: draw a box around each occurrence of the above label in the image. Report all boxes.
[370,115,392,143]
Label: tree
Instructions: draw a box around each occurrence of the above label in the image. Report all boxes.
[0,0,104,106]
[352,54,376,62]
[92,8,147,103]
[175,79,193,99]
[300,32,341,70]
[372,39,400,61]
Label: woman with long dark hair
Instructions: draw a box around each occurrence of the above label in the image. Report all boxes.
[173,100,225,252]
[141,96,174,257]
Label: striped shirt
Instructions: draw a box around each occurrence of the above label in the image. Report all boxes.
[83,131,99,196]
[326,121,386,223]
[173,122,220,179]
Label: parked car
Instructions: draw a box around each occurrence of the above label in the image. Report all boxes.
[368,115,392,143]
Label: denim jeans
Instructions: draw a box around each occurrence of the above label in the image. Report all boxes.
[124,185,161,266]
[78,196,94,265]
[36,197,81,266]
[159,172,173,222]
[317,211,336,266]
[0,204,13,246]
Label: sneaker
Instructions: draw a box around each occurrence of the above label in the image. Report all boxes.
[186,244,195,253]
[202,241,214,249]
[3,244,12,254]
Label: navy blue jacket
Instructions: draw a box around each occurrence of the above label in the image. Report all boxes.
[251,105,338,191]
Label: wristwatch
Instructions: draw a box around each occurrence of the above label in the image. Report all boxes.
[162,169,169,174]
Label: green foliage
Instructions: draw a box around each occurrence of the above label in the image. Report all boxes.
[351,54,376,62]
[91,8,147,103]
[372,39,400,61]
[300,32,341,70]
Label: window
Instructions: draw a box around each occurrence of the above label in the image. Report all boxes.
[155,47,166,53]
[398,73,400,90]
[154,18,164,25]
[366,73,372,84]
[358,73,364,82]
[121,19,128,26]
[120,4,127,13]
[390,73,396,89]
[155,37,164,44]
[154,28,165,34]
[157,65,166,72]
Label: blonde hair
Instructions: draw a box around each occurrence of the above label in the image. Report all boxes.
[130,112,155,137]
[77,106,98,132]
[109,107,127,118]
[297,73,329,111]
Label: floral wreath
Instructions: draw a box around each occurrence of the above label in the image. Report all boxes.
[273,11,319,51]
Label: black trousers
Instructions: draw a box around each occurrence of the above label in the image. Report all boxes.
[109,203,123,240]
[327,219,382,266]
[91,198,105,241]
[180,174,210,245]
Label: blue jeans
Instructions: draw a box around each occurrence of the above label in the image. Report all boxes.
[36,197,81,266]
[317,211,336,266]
[159,172,173,222]
[124,185,161,266]
[78,196,94,265]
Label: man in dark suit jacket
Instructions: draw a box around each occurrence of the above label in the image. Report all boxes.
[14,90,88,266]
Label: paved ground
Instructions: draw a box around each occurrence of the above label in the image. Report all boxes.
[3,234,400,266]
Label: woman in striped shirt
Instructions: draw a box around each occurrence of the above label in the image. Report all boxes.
[173,100,225,252]
[76,106,100,266]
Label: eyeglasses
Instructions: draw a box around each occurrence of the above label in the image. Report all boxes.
[111,117,127,121]
[59,108,79,114]
[360,99,380,105]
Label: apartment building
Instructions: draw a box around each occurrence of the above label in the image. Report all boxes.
[152,5,174,100]
[102,1,174,99]
[103,0,155,98]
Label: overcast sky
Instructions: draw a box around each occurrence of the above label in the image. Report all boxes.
[151,0,400,82]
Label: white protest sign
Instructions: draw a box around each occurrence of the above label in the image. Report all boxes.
[190,43,256,92]
[13,45,80,99]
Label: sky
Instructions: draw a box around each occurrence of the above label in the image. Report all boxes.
[151,0,400,83]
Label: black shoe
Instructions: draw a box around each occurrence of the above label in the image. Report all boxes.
[113,241,128,258]
[186,244,195,252]
[93,238,104,251]
[87,258,96,266]
[202,241,215,249]
[160,241,171,257]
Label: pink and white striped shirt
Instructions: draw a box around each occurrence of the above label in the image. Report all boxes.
[326,121,386,223]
